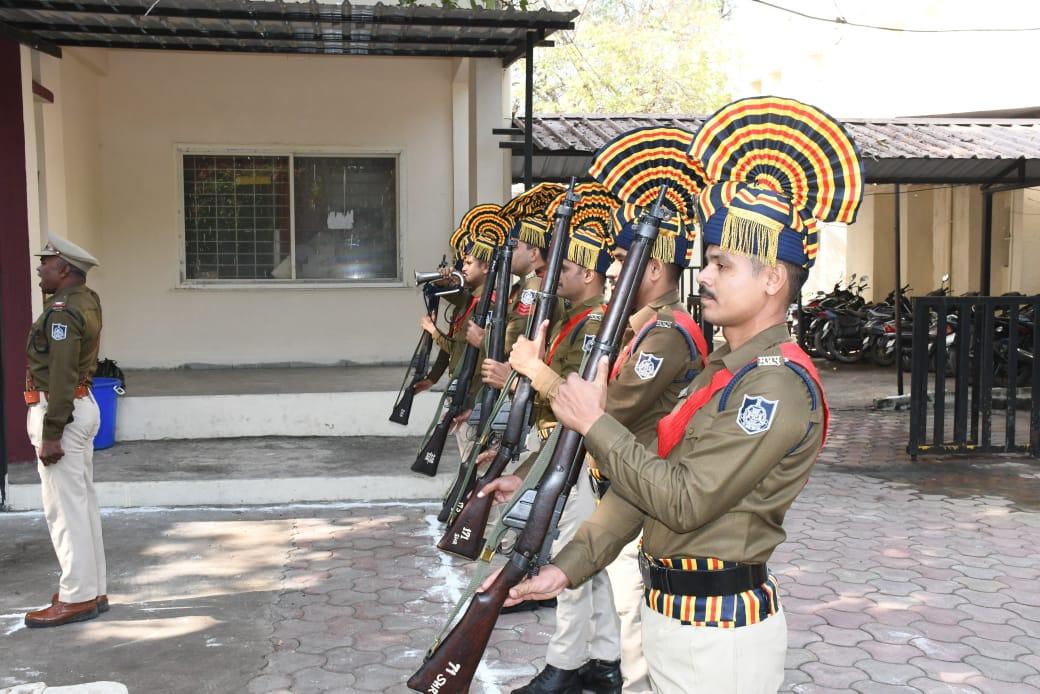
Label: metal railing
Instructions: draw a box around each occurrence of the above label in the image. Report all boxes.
[908,295,1038,458]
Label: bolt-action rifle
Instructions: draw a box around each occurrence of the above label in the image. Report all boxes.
[411,249,501,477]
[436,180,578,549]
[473,226,515,436]
[390,258,463,426]
[408,187,670,693]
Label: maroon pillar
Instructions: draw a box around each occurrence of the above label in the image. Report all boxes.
[0,39,35,466]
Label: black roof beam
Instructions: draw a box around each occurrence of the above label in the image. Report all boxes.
[500,27,544,66]
[52,38,502,58]
[0,2,577,30]
[9,20,544,47]
[0,20,61,57]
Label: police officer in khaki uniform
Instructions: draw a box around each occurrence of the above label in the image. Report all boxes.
[23,235,109,628]
[592,216,707,694]
[496,97,865,693]
[482,223,621,694]
[420,229,498,459]
[416,224,473,393]
[483,220,708,694]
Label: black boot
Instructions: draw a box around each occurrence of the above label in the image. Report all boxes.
[511,664,582,694]
[578,659,623,694]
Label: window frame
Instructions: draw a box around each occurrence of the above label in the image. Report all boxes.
[176,144,407,289]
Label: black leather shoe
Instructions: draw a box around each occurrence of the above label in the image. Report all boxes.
[578,659,623,694]
[511,664,582,694]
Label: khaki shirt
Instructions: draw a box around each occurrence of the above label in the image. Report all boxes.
[554,323,825,587]
[503,273,542,355]
[26,285,103,441]
[426,286,470,385]
[432,285,490,406]
[516,293,605,477]
[604,289,700,448]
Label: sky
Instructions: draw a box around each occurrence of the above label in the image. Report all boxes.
[726,0,1040,117]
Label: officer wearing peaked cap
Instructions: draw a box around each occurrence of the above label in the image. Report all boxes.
[500,97,865,693]
[23,234,110,628]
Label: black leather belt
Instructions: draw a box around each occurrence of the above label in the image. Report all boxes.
[639,553,768,597]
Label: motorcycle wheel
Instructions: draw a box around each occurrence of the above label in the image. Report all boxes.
[813,330,833,361]
[871,340,896,367]
[825,331,863,364]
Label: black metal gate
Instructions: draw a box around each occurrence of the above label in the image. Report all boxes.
[908,295,1039,458]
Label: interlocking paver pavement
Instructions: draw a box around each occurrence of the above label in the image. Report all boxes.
[2,411,1040,693]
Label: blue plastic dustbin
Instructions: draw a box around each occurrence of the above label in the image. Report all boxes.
[92,377,123,449]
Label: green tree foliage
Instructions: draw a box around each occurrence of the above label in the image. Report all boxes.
[514,0,735,115]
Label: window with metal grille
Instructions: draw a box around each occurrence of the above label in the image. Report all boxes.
[181,152,400,283]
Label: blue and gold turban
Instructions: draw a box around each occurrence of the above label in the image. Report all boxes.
[458,204,510,263]
[514,215,551,249]
[566,224,615,275]
[688,96,864,269]
[545,182,619,275]
[614,202,698,269]
[500,183,566,224]
[588,125,705,269]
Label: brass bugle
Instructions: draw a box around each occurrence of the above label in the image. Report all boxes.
[415,270,446,285]
[415,269,464,295]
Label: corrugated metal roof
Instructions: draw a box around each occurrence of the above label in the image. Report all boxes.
[0,1,576,62]
[505,115,1040,185]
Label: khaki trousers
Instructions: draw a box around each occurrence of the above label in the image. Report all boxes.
[640,603,787,694]
[27,392,107,603]
[548,461,621,670]
[606,537,652,693]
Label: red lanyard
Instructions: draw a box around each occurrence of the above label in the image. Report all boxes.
[545,306,599,366]
[449,296,479,337]
[655,342,828,459]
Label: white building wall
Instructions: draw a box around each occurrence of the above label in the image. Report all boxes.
[42,48,508,368]
[1009,187,1040,294]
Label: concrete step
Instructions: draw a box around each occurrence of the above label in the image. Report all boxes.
[111,365,444,440]
[4,435,463,511]
[115,390,441,440]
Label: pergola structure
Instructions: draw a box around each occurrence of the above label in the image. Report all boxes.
[0,0,576,504]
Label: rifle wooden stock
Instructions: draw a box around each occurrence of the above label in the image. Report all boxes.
[407,556,527,694]
[411,185,670,691]
[436,444,482,523]
[437,380,533,557]
[411,252,501,476]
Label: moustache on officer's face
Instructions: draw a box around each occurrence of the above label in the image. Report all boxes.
[699,284,716,301]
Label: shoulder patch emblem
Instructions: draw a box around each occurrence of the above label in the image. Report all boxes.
[736,394,779,435]
[633,351,664,380]
[757,356,783,367]
[582,334,595,353]
[51,323,68,341]
[517,289,535,316]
